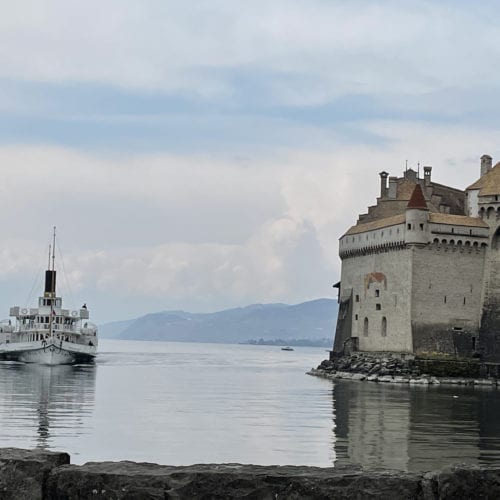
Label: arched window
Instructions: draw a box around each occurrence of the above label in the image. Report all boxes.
[363,317,369,337]
[433,238,439,244]
[442,239,447,244]
[381,317,387,337]
[457,240,463,246]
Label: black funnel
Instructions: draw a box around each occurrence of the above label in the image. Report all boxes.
[45,270,56,294]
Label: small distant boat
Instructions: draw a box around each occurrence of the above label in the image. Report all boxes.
[281,346,294,351]
[0,228,97,365]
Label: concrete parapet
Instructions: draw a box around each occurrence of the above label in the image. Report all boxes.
[2,448,500,499]
[0,448,69,500]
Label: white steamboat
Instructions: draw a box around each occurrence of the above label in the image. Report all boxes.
[0,230,97,365]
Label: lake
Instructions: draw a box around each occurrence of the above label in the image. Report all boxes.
[0,339,499,471]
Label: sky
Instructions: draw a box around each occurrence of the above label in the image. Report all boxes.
[1,0,500,323]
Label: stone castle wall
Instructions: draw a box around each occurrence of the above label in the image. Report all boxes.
[339,247,413,353]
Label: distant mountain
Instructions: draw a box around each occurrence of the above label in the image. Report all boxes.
[98,318,136,339]
[100,298,338,346]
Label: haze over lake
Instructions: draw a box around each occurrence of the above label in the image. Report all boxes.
[1,339,500,470]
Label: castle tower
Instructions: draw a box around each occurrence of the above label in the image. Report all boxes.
[405,184,429,245]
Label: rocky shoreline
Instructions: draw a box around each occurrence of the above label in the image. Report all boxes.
[308,353,500,386]
[2,447,500,499]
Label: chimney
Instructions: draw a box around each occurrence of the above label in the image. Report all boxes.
[379,171,389,197]
[388,176,397,198]
[481,154,492,177]
[423,166,432,187]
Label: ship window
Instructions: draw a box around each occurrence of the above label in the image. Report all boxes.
[375,303,381,310]
[381,317,387,337]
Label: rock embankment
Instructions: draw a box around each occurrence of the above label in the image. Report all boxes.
[309,353,499,386]
[3,447,500,499]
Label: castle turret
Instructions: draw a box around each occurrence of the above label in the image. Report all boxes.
[405,184,429,245]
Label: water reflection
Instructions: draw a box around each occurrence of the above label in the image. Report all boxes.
[332,380,500,471]
[0,363,96,449]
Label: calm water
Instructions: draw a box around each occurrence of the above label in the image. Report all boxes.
[0,339,500,471]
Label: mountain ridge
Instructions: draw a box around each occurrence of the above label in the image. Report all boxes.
[99,298,338,346]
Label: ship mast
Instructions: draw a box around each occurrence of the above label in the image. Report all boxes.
[48,227,57,338]
[52,226,56,271]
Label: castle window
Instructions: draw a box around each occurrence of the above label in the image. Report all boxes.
[463,297,466,305]
[363,317,369,337]
[433,238,439,244]
[381,317,387,337]
[375,303,381,310]
[472,337,476,350]
[419,223,424,230]
[407,223,411,230]
[375,290,380,297]
[451,228,454,233]
[444,296,447,304]
[397,228,400,234]
[355,314,358,320]
[355,294,360,303]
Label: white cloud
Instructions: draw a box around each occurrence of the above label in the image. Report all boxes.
[1,1,499,104]
[0,119,498,321]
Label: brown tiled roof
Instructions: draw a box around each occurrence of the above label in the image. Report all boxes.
[407,184,428,209]
[397,180,419,200]
[467,162,500,195]
[429,213,488,228]
[344,214,405,235]
[344,212,486,236]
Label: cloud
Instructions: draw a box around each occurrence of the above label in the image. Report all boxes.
[1,0,500,105]
[0,118,498,321]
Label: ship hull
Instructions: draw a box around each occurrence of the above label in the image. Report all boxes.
[0,341,96,365]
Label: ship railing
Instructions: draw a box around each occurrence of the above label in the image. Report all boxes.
[16,324,87,335]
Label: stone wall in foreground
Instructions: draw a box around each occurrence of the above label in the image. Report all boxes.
[3,447,500,499]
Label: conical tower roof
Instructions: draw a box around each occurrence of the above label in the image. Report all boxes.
[407,184,428,210]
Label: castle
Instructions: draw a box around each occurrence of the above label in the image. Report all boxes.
[333,155,500,361]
